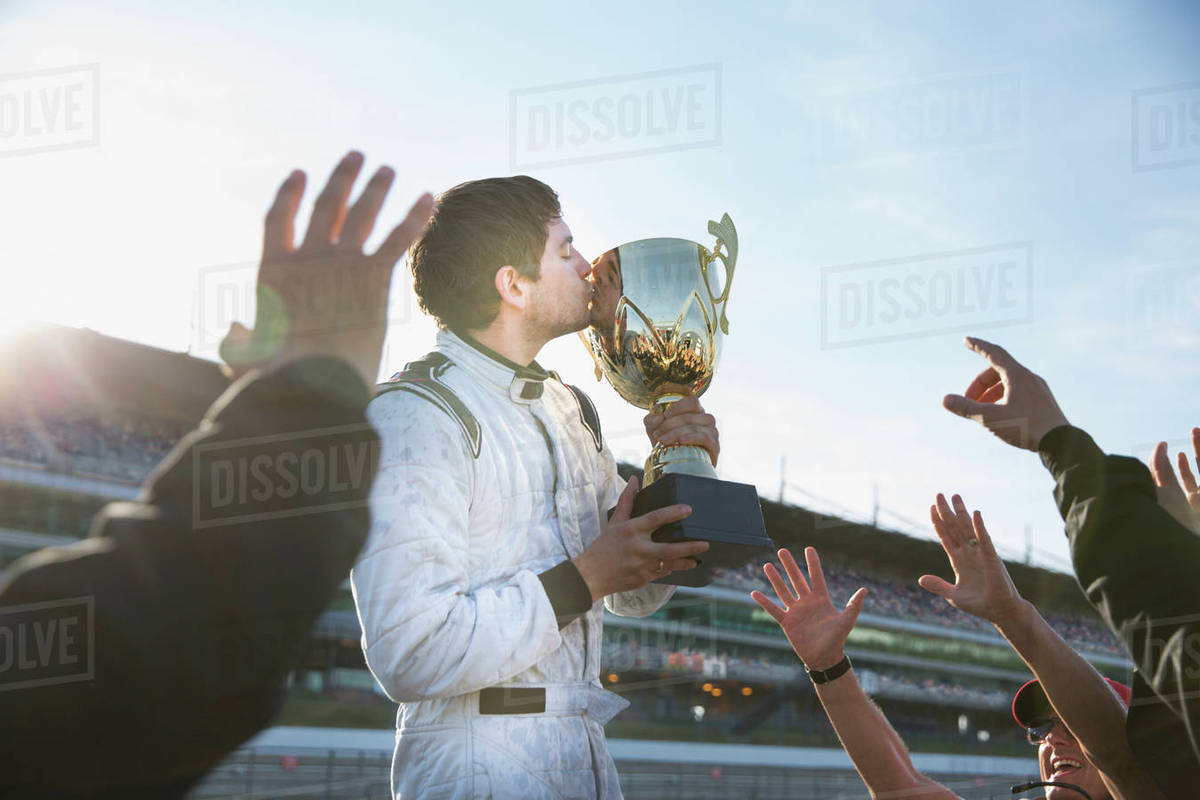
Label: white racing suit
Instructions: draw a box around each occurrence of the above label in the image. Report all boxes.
[351,329,673,799]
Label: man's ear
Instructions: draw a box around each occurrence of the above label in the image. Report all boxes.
[494,265,528,311]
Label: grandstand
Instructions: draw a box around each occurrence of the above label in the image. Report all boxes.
[0,324,1132,799]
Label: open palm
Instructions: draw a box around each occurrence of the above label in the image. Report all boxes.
[918,494,1023,626]
[221,151,434,384]
[752,547,867,671]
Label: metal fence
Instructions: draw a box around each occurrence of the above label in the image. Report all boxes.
[189,747,1032,799]
[189,749,391,799]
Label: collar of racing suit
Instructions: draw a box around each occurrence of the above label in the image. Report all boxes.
[439,328,554,403]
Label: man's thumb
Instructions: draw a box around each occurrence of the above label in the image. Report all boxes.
[942,393,988,419]
[918,574,955,599]
[844,587,868,623]
[613,476,638,520]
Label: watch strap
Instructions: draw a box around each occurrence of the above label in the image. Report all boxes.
[806,655,852,685]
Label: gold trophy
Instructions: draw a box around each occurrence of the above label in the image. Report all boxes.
[583,214,772,586]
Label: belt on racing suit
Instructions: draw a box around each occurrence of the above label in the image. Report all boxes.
[477,681,629,724]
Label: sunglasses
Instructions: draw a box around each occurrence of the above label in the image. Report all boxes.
[1025,717,1065,745]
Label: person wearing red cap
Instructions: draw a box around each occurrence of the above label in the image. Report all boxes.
[1012,678,1132,800]
[919,493,1162,799]
[753,535,1162,798]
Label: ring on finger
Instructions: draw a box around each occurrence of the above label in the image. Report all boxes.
[966,538,980,548]
[656,558,666,575]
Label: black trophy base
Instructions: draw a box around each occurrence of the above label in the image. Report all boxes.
[631,473,774,587]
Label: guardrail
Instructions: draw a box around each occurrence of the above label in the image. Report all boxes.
[189,729,1038,799]
[189,748,391,799]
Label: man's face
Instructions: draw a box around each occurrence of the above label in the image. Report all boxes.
[1037,719,1110,800]
[522,217,594,341]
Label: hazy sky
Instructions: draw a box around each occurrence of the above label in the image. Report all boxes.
[3,0,1199,571]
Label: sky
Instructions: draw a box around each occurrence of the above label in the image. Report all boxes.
[2,0,1199,572]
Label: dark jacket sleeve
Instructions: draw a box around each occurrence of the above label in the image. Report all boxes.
[0,356,378,798]
[1039,424,1200,791]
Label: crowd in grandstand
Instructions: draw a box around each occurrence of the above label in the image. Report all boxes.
[713,558,1127,657]
[603,641,789,681]
[599,639,1013,712]
[0,412,184,482]
[856,669,1011,711]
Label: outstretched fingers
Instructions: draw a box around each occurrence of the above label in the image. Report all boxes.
[1151,441,1182,491]
[339,166,396,250]
[933,493,965,548]
[802,547,829,598]
[763,562,797,608]
[949,494,974,531]
[302,151,364,249]
[375,191,436,266]
[948,494,991,555]
[971,509,996,555]
[780,548,811,597]
[262,169,306,261]
[1179,451,1199,496]
[964,336,1019,371]
[751,590,786,624]
[929,501,957,555]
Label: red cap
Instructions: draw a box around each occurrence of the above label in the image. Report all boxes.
[1012,677,1132,728]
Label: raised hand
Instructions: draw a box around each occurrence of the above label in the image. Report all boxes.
[752,547,866,671]
[918,494,1024,626]
[220,151,435,384]
[1149,439,1200,534]
[643,395,720,466]
[942,337,1070,451]
[1175,428,1200,519]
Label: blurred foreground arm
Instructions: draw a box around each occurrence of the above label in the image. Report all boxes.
[0,152,432,796]
[1039,423,1200,793]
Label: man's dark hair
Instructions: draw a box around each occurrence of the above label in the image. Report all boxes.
[410,176,561,331]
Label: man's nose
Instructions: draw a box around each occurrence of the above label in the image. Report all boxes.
[575,251,593,279]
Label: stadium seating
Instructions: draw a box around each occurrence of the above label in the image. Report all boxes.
[711,558,1126,657]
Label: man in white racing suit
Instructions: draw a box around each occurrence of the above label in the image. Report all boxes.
[351,176,719,799]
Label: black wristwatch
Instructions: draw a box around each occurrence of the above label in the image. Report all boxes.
[805,655,852,685]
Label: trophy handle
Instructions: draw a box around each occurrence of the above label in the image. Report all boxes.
[704,213,738,335]
[577,331,605,381]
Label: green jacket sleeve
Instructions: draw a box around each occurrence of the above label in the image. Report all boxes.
[1039,424,1200,792]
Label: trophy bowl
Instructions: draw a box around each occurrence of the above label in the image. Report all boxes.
[582,214,773,587]
[585,215,738,485]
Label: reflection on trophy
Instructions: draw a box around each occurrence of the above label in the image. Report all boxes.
[583,214,774,587]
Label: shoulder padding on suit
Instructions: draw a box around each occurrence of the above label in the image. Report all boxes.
[562,382,603,453]
[374,352,482,459]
